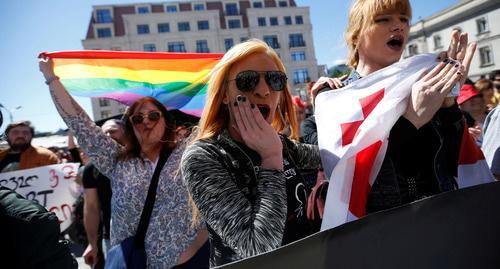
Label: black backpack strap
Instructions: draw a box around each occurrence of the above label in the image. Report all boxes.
[133,150,170,246]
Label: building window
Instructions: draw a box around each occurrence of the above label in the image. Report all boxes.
[158,23,170,33]
[289,34,305,47]
[228,19,241,29]
[224,38,234,51]
[258,17,266,26]
[166,5,178,13]
[143,44,156,52]
[253,2,263,8]
[479,46,494,66]
[240,37,248,42]
[137,24,150,34]
[278,1,288,7]
[284,16,292,25]
[293,69,309,84]
[99,99,110,107]
[408,44,418,56]
[95,9,112,23]
[225,3,238,16]
[198,21,209,30]
[270,17,278,26]
[291,51,306,61]
[178,22,190,32]
[110,47,121,51]
[101,110,112,119]
[295,16,304,25]
[137,6,150,14]
[196,40,210,53]
[97,28,112,38]
[476,17,488,34]
[168,42,186,52]
[193,3,205,11]
[264,35,280,49]
[433,35,442,50]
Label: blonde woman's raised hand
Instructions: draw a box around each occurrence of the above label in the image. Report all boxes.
[446,30,477,87]
[403,57,463,129]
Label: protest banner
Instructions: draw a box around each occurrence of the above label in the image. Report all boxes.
[0,163,81,231]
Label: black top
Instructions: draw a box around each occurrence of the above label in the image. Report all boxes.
[0,153,21,173]
[235,141,315,245]
[81,163,112,239]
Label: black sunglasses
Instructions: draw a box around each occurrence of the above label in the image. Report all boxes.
[229,70,287,92]
[130,111,162,125]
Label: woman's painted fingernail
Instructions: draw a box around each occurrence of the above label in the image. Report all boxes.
[237,95,242,101]
[251,103,255,109]
[454,64,459,68]
[241,96,246,102]
[234,101,238,106]
[457,71,462,76]
[442,58,448,63]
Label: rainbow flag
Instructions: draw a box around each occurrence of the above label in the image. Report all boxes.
[43,51,223,117]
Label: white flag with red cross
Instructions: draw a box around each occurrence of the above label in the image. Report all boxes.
[316,54,495,231]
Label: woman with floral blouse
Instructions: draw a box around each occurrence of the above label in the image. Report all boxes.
[39,57,208,268]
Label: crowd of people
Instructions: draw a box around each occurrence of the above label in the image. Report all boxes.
[1,0,499,268]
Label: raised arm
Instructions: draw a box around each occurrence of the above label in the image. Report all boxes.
[38,56,121,177]
[39,56,86,120]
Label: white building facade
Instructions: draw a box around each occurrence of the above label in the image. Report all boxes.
[405,0,500,81]
[82,0,318,120]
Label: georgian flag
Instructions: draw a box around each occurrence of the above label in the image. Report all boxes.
[316,54,495,231]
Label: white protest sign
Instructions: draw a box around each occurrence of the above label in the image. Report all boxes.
[0,163,81,231]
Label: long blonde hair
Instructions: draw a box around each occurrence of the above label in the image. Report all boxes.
[195,39,299,142]
[189,39,299,225]
[345,0,412,68]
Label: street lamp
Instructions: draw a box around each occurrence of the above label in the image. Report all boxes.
[0,103,22,123]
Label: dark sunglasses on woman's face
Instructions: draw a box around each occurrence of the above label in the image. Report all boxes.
[229,70,288,92]
[130,111,162,125]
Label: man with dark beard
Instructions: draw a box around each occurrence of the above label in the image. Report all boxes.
[0,121,59,172]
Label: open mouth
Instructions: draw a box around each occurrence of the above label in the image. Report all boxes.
[257,104,270,119]
[387,35,404,51]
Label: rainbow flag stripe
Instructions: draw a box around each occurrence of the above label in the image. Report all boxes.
[44,51,223,117]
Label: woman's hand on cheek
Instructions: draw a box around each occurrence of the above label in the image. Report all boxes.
[231,95,283,171]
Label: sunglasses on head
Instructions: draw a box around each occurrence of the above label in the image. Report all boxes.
[229,70,288,92]
[130,111,162,125]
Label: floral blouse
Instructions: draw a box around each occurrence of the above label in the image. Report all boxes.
[64,112,200,268]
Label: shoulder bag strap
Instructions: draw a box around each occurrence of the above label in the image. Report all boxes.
[134,150,170,246]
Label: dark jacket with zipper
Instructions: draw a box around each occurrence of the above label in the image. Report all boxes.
[0,187,78,269]
[181,130,321,267]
